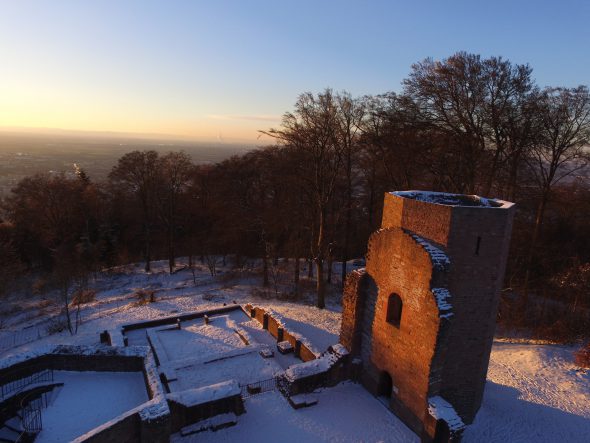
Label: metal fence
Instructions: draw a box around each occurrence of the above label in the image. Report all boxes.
[21,392,46,432]
[0,368,54,400]
[14,390,49,442]
[240,377,279,398]
[0,327,46,356]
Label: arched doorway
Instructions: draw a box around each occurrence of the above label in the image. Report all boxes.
[434,419,450,443]
[377,371,393,399]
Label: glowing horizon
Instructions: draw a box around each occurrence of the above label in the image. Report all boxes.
[1,1,588,142]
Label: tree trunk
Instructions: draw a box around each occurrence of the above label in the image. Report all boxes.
[368,162,376,228]
[294,257,300,294]
[63,284,73,335]
[507,150,521,202]
[327,255,333,284]
[341,196,350,288]
[316,206,327,308]
[341,142,353,288]
[522,190,549,307]
[168,198,176,274]
[316,258,325,308]
[168,224,175,274]
[263,255,269,287]
[144,224,151,272]
[188,254,197,285]
[482,145,502,196]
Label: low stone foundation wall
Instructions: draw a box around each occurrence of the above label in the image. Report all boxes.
[166,380,244,434]
[0,345,171,443]
[280,344,351,397]
[0,346,146,385]
[120,305,242,333]
[244,304,319,362]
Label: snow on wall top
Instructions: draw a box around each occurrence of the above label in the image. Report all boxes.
[432,288,453,319]
[73,396,167,443]
[284,345,348,382]
[428,395,465,431]
[166,379,240,407]
[410,234,450,270]
[141,347,170,420]
[392,190,511,209]
[330,343,349,358]
[0,344,149,371]
[408,235,453,318]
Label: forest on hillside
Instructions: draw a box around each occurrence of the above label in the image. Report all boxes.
[1,52,589,341]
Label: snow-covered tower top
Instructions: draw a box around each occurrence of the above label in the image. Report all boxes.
[383,190,515,248]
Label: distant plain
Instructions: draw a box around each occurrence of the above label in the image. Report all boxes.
[0,131,254,196]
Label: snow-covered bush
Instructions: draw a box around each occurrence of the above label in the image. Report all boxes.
[134,289,156,304]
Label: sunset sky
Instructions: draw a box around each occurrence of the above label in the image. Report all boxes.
[1,0,588,143]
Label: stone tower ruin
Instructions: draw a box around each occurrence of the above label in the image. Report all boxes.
[340,191,515,442]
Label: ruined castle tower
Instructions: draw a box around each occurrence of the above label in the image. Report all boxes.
[340,191,515,441]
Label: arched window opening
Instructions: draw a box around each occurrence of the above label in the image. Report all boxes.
[386,293,403,328]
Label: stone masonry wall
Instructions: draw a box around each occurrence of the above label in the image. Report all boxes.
[341,191,515,441]
[339,269,366,354]
[364,228,442,434]
[380,192,515,426]
[244,304,318,362]
[358,275,378,371]
[381,192,453,247]
[440,206,515,423]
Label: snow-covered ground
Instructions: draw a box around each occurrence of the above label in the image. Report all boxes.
[1,259,588,442]
[128,308,301,391]
[157,313,249,361]
[464,342,590,442]
[36,371,148,443]
[173,383,418,443]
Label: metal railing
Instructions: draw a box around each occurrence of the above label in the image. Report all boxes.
[0,327,45,356]
[21,392,46,432]
[0,368,54,400]
[240,377,278,398]
[13,390,48,443]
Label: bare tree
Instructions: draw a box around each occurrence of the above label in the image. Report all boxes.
[403,52,488,193]
[109,151,159,272]
[157,151,194,274]
[336,92,366,287]
[480,57,535,196]
[262,89,344,308]
[523,86,590,300]
[52,244,89,335]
